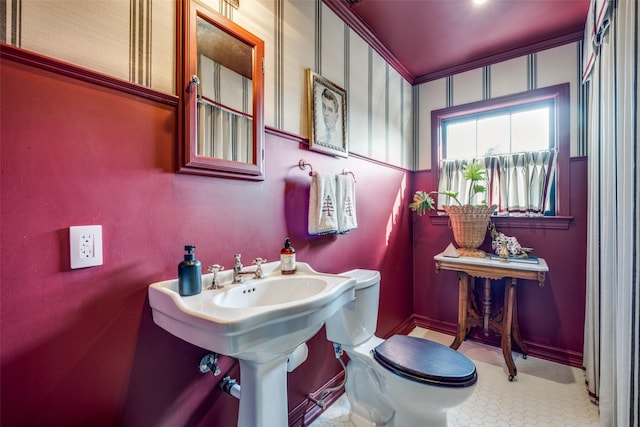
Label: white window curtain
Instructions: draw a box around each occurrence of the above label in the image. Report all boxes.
[437,150,556,214]
[583,1,640,426]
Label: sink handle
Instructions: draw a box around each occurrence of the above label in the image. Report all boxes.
[207,264,225,289]
[252,258,266,279]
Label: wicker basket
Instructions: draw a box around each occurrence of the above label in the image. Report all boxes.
[443,205,495,257]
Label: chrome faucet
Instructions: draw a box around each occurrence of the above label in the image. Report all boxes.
[232,254,245,284]
[232,254,266,284]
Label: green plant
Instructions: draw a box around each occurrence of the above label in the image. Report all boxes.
[409,162,487,216]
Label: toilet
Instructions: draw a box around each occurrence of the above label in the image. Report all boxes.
[324,269,477,427]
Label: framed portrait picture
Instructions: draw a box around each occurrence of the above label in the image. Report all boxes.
[306,69,348,158]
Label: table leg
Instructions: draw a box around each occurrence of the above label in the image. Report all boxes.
[451,272,469,350]
[483,278,491,336]
[510,285,529,358]
[502,278,518,380]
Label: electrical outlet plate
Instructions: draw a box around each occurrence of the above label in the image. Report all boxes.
[70,225,103,269]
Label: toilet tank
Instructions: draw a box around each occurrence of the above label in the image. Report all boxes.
[325,269,381,346]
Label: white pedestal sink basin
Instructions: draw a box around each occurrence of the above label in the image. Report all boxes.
[148,261,356,427]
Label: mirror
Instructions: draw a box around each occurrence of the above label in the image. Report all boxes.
[179,0,265,180]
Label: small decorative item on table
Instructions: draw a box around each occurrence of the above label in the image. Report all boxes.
[498,244,510,261]
[490,222,538,263]
[442,242,460,258]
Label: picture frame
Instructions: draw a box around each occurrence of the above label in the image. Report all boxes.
[306,69,348,158]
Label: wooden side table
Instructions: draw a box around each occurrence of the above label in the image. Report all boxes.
[434,253,548,381]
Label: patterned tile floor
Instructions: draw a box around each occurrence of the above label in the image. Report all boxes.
[310,328,599,427]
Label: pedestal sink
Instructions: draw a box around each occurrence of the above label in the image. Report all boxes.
[148,261,356,427]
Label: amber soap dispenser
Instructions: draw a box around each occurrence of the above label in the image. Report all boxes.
[280,238,296,275]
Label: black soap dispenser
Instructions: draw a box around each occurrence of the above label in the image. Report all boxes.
[178,245,202,296]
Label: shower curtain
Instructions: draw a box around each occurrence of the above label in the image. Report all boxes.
[583,1,640,426]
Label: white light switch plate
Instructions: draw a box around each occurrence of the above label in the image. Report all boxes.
[70,225,103,269]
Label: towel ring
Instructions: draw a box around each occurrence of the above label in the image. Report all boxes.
[298,159,313,177]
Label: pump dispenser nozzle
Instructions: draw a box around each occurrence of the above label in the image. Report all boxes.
[184,245,196,260]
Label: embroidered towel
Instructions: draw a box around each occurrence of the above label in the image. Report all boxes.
[336,174,357,234]
[308,172,339,235]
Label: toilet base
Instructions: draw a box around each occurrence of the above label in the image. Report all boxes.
[344,357,394,426]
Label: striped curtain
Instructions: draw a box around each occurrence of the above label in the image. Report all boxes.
[197,103,253,163]
[583,1,640,426]
[437,150,556,214]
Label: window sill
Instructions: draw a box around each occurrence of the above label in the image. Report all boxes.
[429,214,573,230]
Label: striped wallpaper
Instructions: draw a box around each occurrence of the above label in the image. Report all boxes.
[1,0,22,46]
[1,0,591,171]
[129,0,152,87]
[417,42,585,170]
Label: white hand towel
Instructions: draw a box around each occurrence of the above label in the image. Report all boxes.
[308,172,339,235]
[336,174,357,234]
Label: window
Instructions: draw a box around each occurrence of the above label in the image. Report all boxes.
[431,84,570,218]
[444,102,552,159]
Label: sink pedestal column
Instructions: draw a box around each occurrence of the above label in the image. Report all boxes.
[237,354,289,427]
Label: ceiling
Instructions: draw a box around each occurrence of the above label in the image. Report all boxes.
[325,0,590,84]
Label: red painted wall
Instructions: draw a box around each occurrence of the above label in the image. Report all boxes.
[412,158,588,366]
[0,56,414,426]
